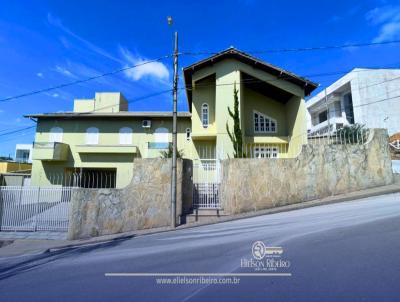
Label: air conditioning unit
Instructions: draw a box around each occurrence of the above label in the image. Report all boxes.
[142,120,151,128]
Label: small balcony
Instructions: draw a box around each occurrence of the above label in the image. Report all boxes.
[32,142,69,161]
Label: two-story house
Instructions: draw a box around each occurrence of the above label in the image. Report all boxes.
[26,47,318,188]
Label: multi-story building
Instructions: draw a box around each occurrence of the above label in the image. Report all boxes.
[15,144,33,163]
[26,48,318,188]
[307,68,400,135]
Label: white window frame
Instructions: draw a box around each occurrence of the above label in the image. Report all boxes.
[86,127,99,145]
[253,111,277,134]
[254,146,279,158]
[201,103,209,128]
[186,128,191,141]
[119,127,132,145]
[155,127,169,143]
[49,127,63,143]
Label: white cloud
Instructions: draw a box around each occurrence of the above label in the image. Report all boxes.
[54,65,77,78]
[366,6,400,42]
[119,47,169,82]
[37,72,43,78]
[47,13,123,64]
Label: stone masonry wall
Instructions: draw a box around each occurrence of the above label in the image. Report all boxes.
[220,129,394,215]
[68,159,183,240]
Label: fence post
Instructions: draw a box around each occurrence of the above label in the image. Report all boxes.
[34,187,41,231]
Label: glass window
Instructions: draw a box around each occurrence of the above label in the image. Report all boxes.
[202,103,209,128]
[254,112,277,133]
[86,127,99,145]
[49,127,63,143]
[151,127,169,149]
[319,110,328,123]
[253,146,279,158]
[186,128,191,141]
[119,127,132,145]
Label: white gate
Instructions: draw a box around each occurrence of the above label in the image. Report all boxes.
[193,159,221,209]
[0,186,72,232]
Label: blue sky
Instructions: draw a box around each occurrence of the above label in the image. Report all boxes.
[0,0,400,156]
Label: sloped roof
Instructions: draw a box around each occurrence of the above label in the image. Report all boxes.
[183,47,319,109]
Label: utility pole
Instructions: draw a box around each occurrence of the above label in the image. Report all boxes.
[169,16,178,228]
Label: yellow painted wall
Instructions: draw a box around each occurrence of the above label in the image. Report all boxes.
[190,58,307,159]
[31,58,309,187]
[31,117,192,188]
[192,75,216,136]
[0,162,32,173]
[285,96,308,157]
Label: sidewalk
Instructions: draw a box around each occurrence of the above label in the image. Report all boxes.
[1,182,399,259]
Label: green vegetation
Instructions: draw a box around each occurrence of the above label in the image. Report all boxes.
[226,83,244,158]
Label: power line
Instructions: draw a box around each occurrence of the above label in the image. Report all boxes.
[0,125,36,138]
[0,89,173,138]
[0,55,172,103]
[181,39,400,56]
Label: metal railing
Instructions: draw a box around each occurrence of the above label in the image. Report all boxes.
[42,171,117,188]
[0,186,72,232]
[193,159,221,209]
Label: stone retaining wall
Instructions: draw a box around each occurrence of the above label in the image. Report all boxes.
[68,159,184,240]
[220,129,394,215]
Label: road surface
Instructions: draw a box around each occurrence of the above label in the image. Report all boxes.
[1,193,400,301]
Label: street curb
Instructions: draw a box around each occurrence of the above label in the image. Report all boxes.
[2,184,400,258]
[46,183,400,253]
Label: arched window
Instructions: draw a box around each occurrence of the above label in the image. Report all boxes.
[186,128,191,141]
[201,103,209,128]
[49,127,63,143]
[86,127,99,145]
[154,127,169,149]
[254,111,277,133]
[119,127,132,145]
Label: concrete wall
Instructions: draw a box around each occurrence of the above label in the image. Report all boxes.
[67,159,184,239]
[220,129,394,214]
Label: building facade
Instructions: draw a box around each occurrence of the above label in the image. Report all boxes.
[26,48,317,188]
[307,68,400,135]
[15,144,33,163]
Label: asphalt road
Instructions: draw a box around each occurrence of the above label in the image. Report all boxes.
[1,193,400,302]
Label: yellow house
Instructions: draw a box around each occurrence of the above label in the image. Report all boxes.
[26,48,318,188]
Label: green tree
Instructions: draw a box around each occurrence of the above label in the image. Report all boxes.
[226,83,244,158]
[336,123,368,144]
[159,144,184,159]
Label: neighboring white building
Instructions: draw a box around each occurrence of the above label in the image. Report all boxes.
[306,68,400,135]
[15,144,33,163]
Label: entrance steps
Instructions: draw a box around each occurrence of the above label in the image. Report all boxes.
[184,208,228,224]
